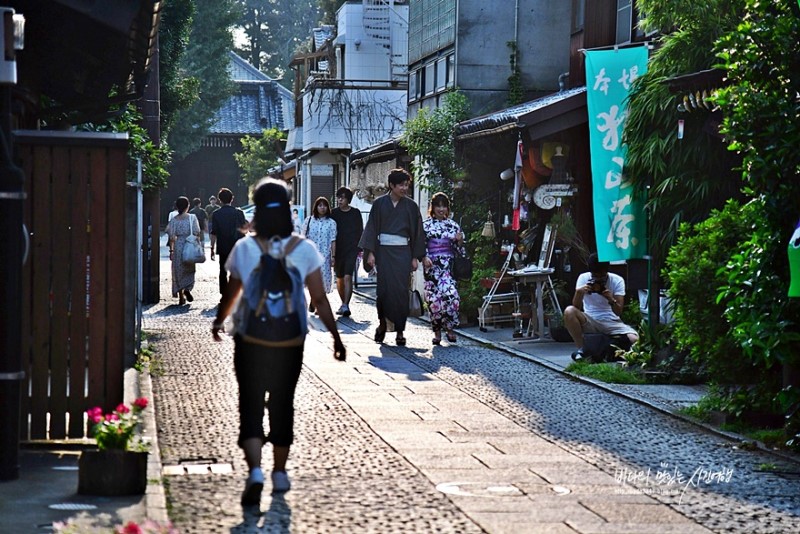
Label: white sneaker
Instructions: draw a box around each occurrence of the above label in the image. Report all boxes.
[271,470,291,493]
[241,467,264,506]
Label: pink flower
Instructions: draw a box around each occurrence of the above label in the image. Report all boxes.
[120,521,143,534]
[90,414,104,424]
[86,406,103,418]
[133,397,149,410]
[116,403,130,414]
[106,413,120,422]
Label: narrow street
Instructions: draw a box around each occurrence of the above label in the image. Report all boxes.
[144,240,800,533]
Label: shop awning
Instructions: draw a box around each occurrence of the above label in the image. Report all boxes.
[455,86,587,142]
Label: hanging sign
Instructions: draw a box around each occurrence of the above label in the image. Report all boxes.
[585,47,649,261]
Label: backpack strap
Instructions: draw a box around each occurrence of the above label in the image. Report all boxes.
[252,235,304,258]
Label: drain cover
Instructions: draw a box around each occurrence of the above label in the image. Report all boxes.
[436,481,523,497]
[162,462,233,476]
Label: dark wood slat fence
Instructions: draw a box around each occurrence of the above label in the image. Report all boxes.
[15,131,131,440]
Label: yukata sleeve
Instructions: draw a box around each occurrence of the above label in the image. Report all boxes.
[358,199,381,253]
[409,202,427,260]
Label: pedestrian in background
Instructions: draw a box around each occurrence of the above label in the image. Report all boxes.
[205,195,220,233]
[330,187,363,317]
[210,188,247,295]
[166,196,202,305]
[421,192,464,345]
[301,196,337,311]
[189,197,208,245]
[358,168,426,346]
[211,178,346,506]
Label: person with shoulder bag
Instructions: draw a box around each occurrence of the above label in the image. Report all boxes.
[420,192,465,345]
[165,196,202,305]
[211,178,346,507]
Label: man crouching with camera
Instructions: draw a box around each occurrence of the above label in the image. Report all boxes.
[564,252,639,361]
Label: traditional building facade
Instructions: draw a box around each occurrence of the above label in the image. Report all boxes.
[164,52,294,219]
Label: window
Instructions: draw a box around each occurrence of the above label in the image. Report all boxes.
[446,54,455,88]
[424,62,435,95]
[409,69,418,102]
[616,0,632,44]
[436,58,447,91]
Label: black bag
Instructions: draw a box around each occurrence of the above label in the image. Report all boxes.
[451,251,473,281]
[241,236,307,347]
[409,289,424,318]
[582,333,632,362]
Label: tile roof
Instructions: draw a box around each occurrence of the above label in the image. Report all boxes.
[454,86,586,137]
[208,52,295,135]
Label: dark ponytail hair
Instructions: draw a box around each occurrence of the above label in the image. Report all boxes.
[252,178,293,238]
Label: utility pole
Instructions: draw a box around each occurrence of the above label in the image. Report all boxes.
[0,7,25,481]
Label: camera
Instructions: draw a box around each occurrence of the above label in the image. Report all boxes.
[587,278,605,294]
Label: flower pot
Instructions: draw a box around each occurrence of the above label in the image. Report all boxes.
[78,449,148,496]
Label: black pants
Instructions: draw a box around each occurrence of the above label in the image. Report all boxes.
[218,252,231,294]
[233,335,304,448]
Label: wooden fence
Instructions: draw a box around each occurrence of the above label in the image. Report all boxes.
[15,131,131,440]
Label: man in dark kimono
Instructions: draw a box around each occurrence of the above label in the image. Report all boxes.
[358,168,426,346]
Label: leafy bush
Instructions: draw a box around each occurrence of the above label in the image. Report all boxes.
[663,199,753,383]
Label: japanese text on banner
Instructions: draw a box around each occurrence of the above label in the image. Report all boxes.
[585,47,649,262]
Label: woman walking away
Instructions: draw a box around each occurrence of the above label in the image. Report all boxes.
[421,193,465,344]
[211,178,346,507]
[301,196,337,311]
[166,196,202,305]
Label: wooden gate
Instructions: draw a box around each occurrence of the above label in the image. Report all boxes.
[15,131,131,441]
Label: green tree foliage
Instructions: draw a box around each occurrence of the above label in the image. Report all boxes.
[167,0,239,159]
[625,0,747,264]
[233,128,287,187]
[713,0,800,429]
[664,200,753,382]
[400,90,469,195]
[318,0,347,25]
[80,105,172,192]
[235,0,322,84]
[158,0,198,137]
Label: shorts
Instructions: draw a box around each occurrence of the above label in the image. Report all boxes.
[334,249,359,278]
[582,315,638,337]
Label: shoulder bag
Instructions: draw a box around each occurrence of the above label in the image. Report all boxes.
[451,246,473,281]
[408,273,424,318]
[182,227,206,264]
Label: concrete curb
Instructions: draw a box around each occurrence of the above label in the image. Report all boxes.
[125,353,168,523]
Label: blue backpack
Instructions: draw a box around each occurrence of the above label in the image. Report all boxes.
[241,235,307,347]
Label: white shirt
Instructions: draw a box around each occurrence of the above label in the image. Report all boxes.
[225,234,324,331]
[576,271,626,322]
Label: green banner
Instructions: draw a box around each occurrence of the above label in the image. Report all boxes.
[585,47,649,262]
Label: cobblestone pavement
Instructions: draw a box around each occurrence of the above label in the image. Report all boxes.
[145,243,800,533]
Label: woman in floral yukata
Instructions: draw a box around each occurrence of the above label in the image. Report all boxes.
[421,192,465,345]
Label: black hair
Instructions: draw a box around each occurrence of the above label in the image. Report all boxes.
[252,178,293,238]
[176,196,190,214]
[218,188,233,204]
[428,192,450,217]
[388,168,411,186]
[192,197,201,207]
[336,187,353,202]
[587,252,609,274]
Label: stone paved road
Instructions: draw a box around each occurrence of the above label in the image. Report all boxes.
[145,246,800,533]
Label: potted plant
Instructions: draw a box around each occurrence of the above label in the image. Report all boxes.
[78,397,150,496]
